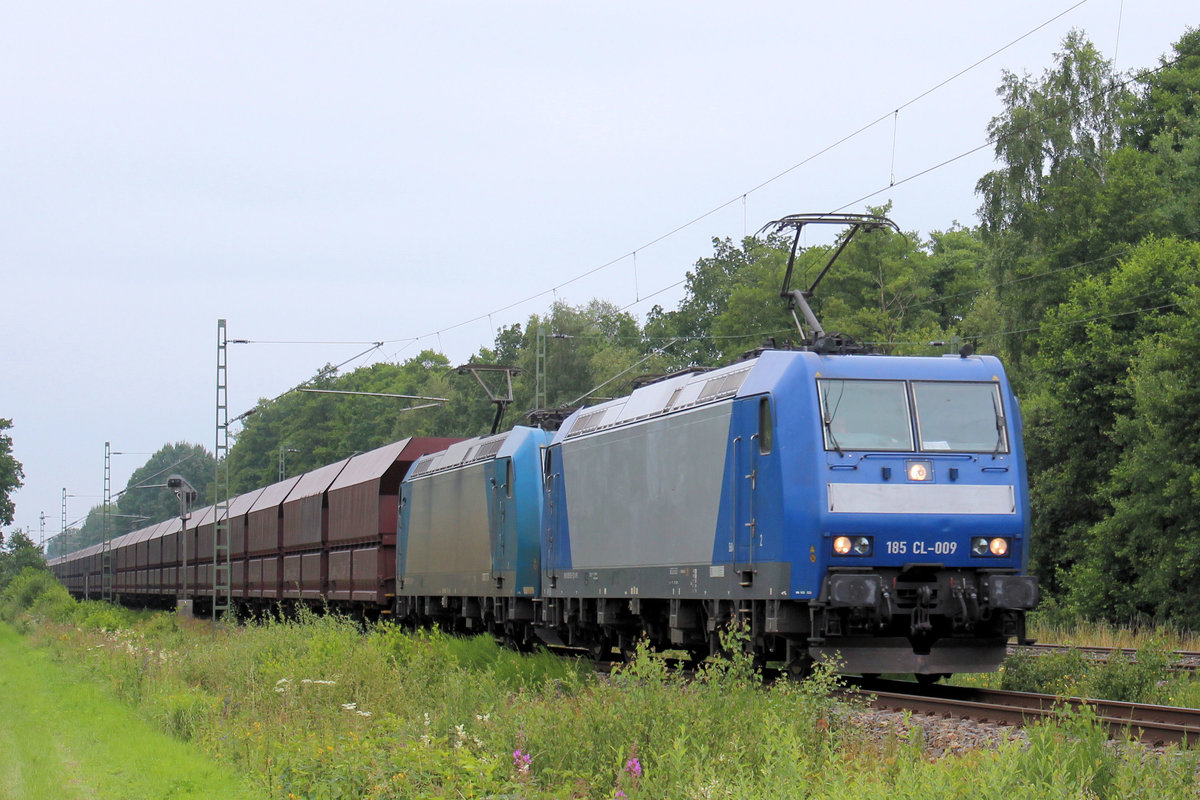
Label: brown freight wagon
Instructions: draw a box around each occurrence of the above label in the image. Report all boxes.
[51,436,462,619]
[246,475,302,604]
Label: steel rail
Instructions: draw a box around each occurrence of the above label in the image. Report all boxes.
[1010,642,1200,672]
[847,678,1200,746]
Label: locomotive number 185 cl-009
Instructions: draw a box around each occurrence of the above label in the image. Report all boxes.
[885,540,960,556]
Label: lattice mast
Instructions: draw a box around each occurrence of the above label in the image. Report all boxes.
[213,319,232,620]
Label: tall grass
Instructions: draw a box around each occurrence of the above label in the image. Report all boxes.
[1029,603,1200,651]
[5,575,1200,799]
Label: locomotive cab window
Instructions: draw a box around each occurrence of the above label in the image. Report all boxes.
[913,381,1008,453]
[758,396,773,454]
[505,459,515,498]
[818,379,914,452]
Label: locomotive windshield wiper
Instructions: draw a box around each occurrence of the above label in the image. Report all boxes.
[991,391,1006,457]
[822,386,844,456]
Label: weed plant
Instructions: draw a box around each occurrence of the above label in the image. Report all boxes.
[4,575,1200,798]
[997,641,1177,705]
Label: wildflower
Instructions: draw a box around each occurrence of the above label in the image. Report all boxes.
[615,792,627,799]
[274,678,291,694]
[476,713,490,722]
[453,723,467,749]
[357,710,372,717]
[513,749,532,776]
[624,756,642,779]
[342,702,358,711]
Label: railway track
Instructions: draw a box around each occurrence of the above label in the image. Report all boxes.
[1010,642,1200,672]
[849,677,1200,746]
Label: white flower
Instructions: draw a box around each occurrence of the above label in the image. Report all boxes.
[342,702,358,711]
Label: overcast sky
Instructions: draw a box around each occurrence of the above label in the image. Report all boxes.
[3,1,1196,542]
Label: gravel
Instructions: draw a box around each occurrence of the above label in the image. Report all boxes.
[846,706,1028,759]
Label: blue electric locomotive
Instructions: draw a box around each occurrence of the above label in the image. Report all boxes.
[537,213,1038,676]
[539,348,1038,675]
[396,425,553,643]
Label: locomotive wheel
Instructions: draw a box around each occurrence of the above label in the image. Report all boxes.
[915,672,951,685]
[588,637,614,662]
[786,655,814,680]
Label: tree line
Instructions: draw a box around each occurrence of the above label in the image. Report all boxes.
[13,28,1200,626]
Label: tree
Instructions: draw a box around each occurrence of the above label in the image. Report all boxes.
[0,529,45,589]
[976,31,1129,370]
[1067,283,1200,625]
[1022,236,1200,598]
[1119,28,1200,240]
[116,443,216,531]
[226,353,498,493]
[71,503,121,551]
[0,418,24,527]
[644,235,791,368]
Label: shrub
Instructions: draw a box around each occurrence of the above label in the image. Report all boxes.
[0,567,73,624]
[1000,642,1173,704]
[1087,642,1171,704]
[999,646,1090,696]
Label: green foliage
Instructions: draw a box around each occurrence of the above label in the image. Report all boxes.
[227,353,496,493]
[1073,283,1200,624]
[0,528,45,590]
[0,418,23,527]
[1,566,66,623]
[1024,237,1200,608]
[999,647,1092,696]
[16,611,1200,799]
[117,442,216,531]
[975,31,1130,369]
[645,234,794,367]
[0,625,264,800]
[999,644,1171,704]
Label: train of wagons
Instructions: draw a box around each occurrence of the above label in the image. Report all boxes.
[50,214,1039,677]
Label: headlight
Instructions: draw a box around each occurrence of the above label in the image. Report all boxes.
[907,461,932,481]
[971,537,1010,557]
[832,535,872,557]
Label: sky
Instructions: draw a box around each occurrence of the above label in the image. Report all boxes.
[3,1,1196,543]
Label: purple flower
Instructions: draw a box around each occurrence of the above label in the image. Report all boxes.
[513,749,532,775]
[624,756,642,778]
[614,792,628,799]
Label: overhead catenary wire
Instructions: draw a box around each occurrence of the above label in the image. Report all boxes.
[232,342,384,422]
[199,1,1171,426]
[383,0,1103,354]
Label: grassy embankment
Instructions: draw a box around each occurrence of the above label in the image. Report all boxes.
[0,622,263,800]
[3,567,1200,799]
